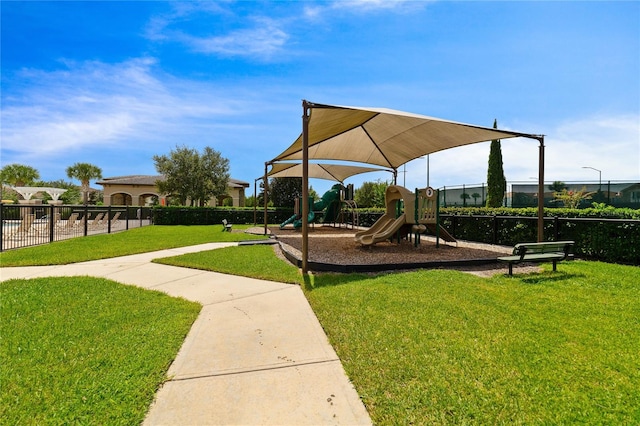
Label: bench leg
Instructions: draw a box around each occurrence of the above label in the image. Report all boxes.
[552,260,557,272]
[508,263,513,276]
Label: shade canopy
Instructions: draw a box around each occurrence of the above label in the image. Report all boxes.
[267,162,391,183]
[264,101,546,271]
[271,102,541,168]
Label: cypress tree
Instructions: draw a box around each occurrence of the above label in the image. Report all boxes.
[486,119,507,207]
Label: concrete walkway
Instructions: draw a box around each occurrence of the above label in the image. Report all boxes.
[0,243,372,425]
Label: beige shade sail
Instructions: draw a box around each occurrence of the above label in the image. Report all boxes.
[266,101,546,272]
[271,102,541,168]
[267,162,392,183]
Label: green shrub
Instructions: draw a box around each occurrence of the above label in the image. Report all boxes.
[151,206,294,225]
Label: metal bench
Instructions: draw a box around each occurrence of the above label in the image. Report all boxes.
[222,219,232,232]
[498,241,575,276]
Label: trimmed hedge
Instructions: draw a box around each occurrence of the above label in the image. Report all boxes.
[148,206,639,265]
[441,206,640,220]
[440,207,640,265]
[151,206,295,226]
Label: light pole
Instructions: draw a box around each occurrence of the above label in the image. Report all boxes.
[402,164,406,187]
[426,155,430,188]
[582,166,601,192]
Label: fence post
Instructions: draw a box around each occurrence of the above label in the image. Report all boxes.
[0,204,4,251]
[49,205,55,243]
[107,205,112,233]
[83,205,89,236]
[554,216,559,241]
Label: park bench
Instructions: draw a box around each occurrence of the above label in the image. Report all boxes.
[498,241,575,276]
[222,219,233,232]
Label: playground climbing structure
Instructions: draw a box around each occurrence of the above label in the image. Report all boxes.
[280,184,357,229]
[354,185,456,247]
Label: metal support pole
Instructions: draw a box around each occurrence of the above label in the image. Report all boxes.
[302,100,311,273]
[263,163,269,235]
[537,137,545,242]
[253,178,258,225]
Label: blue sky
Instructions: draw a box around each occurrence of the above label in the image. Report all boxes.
[2,0,638,196]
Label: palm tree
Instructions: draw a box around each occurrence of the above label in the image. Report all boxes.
[66,162,102,204]
[548,181,566,192]
[0,164,40,187]
[460,192,470,207]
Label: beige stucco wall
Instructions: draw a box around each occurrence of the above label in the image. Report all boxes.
[101,183,247,207]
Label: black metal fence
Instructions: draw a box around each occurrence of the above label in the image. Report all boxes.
[1,204,153,252]
[440,214,640,265]
[439,180,640,208]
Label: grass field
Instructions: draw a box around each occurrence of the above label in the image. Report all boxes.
[0,224,267,266]
[305,261,640,424]
[2,225,639,424]
[157,244,640,424]
[0,276,200,425]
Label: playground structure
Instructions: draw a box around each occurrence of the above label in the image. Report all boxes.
[354,185,455,247]
[280,184,358,229]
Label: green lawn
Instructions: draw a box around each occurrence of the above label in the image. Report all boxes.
[2,225,639,424]
[0,224,268,266]
[0,276,201,425]
[157,244,640,424]
[154,244,302,284]
[305,261,640,424]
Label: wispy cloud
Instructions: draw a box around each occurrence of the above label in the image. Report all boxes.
[183,17,289,58]
[303,0,428,23]
[145,4,289,60]
[1,58,252,165]
[398,113,640,190]
[330,0,430,12]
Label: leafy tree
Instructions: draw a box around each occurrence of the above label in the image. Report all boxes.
[549,181,567,192]
[66,162,102,204]
[308,186,319,202]
[36,179,81,204]
[256,180,267,207]
[153,146,229,206]
[355,180,388,208]
[471,192,481,206]
[197,147,230,206]
[486,119,507,208]
[0,164,40,187]
[245,195,257,208]
[269,177,302,208]
[553,187,596,209]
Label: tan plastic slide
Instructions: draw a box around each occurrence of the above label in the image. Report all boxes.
[355,185,415,246]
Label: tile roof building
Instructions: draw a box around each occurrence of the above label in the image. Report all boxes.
[97,175,249,207]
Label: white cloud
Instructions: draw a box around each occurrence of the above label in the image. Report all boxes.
[291,113,640,196]
[0,58,252,164]
[417,114,640,189]
[330,0,429,12]
[183,17,289,58]
[145,4,289,60]
[542,115,640,182]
